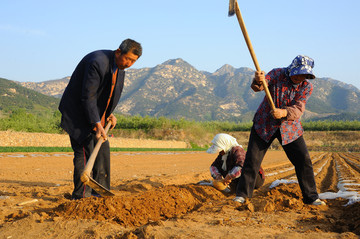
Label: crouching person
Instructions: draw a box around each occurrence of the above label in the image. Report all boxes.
[207,133,265,193]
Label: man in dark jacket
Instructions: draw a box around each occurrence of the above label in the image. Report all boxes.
[59,39,142,199]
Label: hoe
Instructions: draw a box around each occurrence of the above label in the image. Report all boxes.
[80,121,115,196]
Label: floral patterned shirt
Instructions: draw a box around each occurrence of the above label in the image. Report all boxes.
[210,146,265,180]
[252,68,313,145]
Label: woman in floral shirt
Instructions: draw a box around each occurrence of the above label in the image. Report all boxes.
[234,55,326,206]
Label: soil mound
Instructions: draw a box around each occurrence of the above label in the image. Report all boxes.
[54,182,360,236]
[55,184,226,227]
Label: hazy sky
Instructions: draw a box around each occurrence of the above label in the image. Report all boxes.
[1,0,360,89]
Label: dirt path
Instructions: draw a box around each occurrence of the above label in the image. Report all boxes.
[0,151,359,238]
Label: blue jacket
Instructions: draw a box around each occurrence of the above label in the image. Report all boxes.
[59,50,125,144]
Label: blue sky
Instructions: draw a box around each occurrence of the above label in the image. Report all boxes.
[1,0,360,89]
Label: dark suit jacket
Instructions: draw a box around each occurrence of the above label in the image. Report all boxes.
[59,50,125,144]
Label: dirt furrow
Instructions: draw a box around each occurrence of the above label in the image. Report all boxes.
[343,152,360,164]
[334,153,360,194]
[315,153,338,193]
[339,153,360,174]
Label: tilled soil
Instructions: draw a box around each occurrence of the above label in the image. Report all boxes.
[0,130,188,148]
[0,151,359,238]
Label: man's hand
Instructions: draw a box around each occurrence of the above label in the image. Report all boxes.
[255,71,265,84]
[95,122,107,140]
[271,108,288,119]
[107,114,117,130]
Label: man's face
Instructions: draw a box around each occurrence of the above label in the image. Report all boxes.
[115,50,139,70]
[290,74,307,84]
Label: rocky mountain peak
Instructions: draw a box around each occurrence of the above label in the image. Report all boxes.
[11,60,360,121]
[214,64,236,76]
[162,58,193,68]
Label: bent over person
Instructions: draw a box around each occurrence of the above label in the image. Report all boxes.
[207,133,265,193]
[234,55,326,206]
[59,39,142,199]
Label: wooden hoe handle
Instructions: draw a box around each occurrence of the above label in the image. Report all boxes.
[81,121,112,183]
[233,2,276,110]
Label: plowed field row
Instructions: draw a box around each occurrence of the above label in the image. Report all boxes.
[1,151,360,238]
[265,152,360,204]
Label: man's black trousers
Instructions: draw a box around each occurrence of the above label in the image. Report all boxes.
[70,133,110,199]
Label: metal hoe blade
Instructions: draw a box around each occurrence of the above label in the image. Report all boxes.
[87,177,115,197]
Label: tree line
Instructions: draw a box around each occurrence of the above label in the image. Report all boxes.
[0,109,359,134]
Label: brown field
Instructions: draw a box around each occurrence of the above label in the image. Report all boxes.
[1,149,360,238]
[1,130,360,151]
[0,131,188,148]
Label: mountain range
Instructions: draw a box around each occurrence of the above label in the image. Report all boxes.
[10,58,360,121]
[0,77,59,115]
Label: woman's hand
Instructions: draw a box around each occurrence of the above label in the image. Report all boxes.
[223,174,232,185]
[255,71,265,84]
[271,108,288,119]
[215,175,223,181]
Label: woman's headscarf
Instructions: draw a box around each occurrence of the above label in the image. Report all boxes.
[206,133,241,170]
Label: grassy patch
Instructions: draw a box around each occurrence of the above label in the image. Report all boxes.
[0,147,73,152]
[112,148,206,152]
[0,147,206,153]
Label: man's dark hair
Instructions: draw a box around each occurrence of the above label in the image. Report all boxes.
[119,39,142,58]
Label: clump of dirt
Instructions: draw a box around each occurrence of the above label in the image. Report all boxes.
[336,200,360,234]
[5,211,31,222]
[54,184,226,227]
[232,183,310,214]
[263,183,305,211]
[249,183,360,234]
